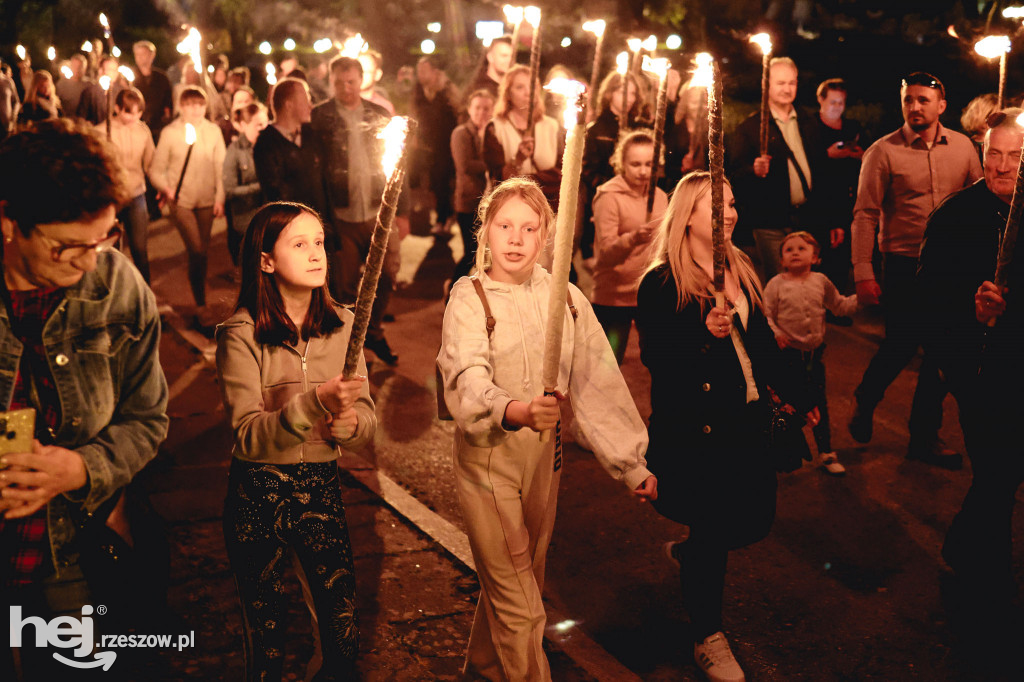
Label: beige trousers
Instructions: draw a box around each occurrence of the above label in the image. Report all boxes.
[454,429,562,681]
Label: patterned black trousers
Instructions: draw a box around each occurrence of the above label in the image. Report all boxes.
[223,458,358,681]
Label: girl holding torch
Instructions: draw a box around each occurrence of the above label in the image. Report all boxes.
[591,129,668,364]
[635,171,813,682]
[217,202,375,680]
[437,177,656,681]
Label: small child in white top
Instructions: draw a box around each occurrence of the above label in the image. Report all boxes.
[764,231,859,475]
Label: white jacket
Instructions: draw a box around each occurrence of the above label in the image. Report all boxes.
[437,265,652,491]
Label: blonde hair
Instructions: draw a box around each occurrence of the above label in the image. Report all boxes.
[647,171,763,313]
[611,129,654,175]
[473,177,555,274]
[494,64,545,124]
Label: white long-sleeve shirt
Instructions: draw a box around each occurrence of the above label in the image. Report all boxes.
[437,265,652,491]
[149,117,225,209]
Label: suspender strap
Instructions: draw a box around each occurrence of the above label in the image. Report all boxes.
[470,276,496,338]
[471,276,578,337]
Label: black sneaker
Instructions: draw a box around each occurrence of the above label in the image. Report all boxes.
[365,336,399,366]
[848,402,874,443]
[907,441,963,470]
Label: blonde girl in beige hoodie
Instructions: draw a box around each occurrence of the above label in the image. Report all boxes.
[438,178,657,681]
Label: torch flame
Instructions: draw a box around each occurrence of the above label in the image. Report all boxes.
[99,13,110,29]
[1016,111,1024,127]
[749,32,772,56]
[545,78,586,129]
[60,65,73,79]
[185,123,197,146]
[99,75,111,91]
[582,20,606,37]
[524,6,541,28]
[616,51,629,74]
[118,65,135,83]
[642,35,658,52]
[642,56,671,79]
[15,45,25,61]
[691,52,714,89]
[47,46,56,60]
[176,27,203,75]
[81,40,93,53]
[975,35,1012,59]
[378,117,410,178]
[1004,7,1024,19]
[341,33,367,58]
[503,5,524,25]
[627,37,642,52]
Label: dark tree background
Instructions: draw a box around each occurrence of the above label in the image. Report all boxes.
[2,0,1024,134]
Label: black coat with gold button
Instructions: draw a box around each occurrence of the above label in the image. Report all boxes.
[636,263,805,549]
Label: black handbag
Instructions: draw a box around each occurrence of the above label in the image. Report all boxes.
[766,403,812,473]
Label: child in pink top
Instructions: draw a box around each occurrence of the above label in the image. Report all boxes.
[764,231,858,475]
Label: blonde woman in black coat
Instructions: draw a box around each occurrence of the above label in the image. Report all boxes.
[635,171,815,682]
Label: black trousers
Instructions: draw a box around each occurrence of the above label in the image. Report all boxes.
[780,345,831,453]
[592,303,637,366]
[676,538,729,643]
[453,212,479,282]
[855,253,947,445]
[223,459,358,681]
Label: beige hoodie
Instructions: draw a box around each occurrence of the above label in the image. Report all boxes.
[437,265,651,491]
[216,307,376,464]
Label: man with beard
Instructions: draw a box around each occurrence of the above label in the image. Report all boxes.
[847,72,980,467]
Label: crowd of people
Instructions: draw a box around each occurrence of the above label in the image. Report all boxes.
[1,27,1023,682]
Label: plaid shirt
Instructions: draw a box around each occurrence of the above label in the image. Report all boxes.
[1,286,64,588]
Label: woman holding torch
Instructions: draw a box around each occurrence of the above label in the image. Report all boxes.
[149,86,225,329]
[579,70,647,260]
[437,177,656,681]
[484,65,562,205]
[635,171,812,682]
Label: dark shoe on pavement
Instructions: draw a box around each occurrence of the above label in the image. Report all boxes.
[848,402,874,443]
[826,311,854,326]
[365,336,399,366]
[382,313,396,323]
[907,441,963,470]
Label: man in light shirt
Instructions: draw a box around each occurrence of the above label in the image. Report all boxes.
[727,57,822,280]
[847,72,981,468]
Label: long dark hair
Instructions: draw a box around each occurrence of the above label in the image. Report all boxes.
[235,202,343,346]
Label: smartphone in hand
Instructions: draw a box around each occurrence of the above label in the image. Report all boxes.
[0,408,36,460]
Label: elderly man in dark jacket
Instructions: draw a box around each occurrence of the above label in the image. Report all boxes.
[310,55,398,365]
[917,108,1024,610]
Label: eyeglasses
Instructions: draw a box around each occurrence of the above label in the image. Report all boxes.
[35,222,123,263]
[901,73,945,98]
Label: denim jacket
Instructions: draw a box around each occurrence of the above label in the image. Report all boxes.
[0,250,169,573]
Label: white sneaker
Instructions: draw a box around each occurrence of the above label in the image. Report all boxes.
[694,632,745,682]
[820,451,846,476]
